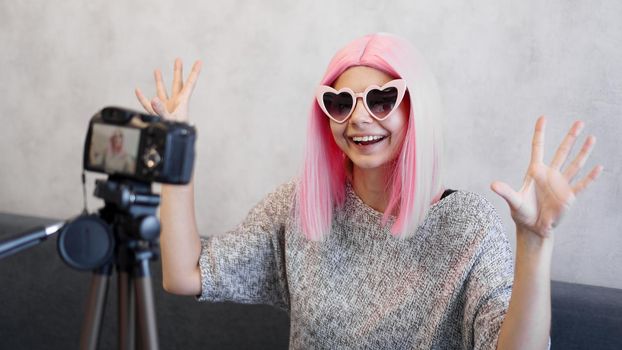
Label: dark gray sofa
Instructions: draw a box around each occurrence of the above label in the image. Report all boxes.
[0,213,620,349]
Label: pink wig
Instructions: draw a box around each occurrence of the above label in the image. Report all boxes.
[298,33,446,241]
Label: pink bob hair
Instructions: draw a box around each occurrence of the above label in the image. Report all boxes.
[297,33,446,241]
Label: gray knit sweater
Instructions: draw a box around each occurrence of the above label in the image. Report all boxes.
[197,181,514,349]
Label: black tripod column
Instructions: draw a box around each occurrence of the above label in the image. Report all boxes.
[118,270,136,350]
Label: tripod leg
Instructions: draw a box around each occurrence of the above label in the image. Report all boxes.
[134,258,159,350]
[80,265,112,350]
[118,270,136,350]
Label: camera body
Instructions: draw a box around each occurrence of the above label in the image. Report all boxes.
[83,106,196,184]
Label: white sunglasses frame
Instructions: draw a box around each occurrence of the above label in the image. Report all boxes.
[316,79,407,124]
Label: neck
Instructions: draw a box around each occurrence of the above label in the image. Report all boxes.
[351,164,393,213]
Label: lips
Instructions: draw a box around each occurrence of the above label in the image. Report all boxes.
[356,138,384,146]
[347,135,388,151]
[349,135,387,145]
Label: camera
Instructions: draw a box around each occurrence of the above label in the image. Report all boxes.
[83,106,196,184]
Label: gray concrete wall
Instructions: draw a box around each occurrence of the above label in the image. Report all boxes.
[0,1,620,289]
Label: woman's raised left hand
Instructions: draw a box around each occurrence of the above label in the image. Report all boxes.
[490,116,603,239]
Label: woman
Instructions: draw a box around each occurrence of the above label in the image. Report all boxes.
[135,33,603,349]
[102,128,135,175]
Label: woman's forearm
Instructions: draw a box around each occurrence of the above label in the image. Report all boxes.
[496,226,553,350]
[159,180,203,295]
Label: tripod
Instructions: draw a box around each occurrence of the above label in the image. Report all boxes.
[59,177,161,350]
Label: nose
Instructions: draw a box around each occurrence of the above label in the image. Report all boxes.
[348,97,373,125]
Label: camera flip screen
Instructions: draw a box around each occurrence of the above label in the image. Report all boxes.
[87,123,140,175]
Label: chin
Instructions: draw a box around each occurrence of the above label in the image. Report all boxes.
[349,154,394,170]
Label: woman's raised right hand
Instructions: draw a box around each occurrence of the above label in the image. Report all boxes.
[136,61,204,296]
[135,58,202,122]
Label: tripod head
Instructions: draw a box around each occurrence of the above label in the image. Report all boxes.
[58,176,161,271]
[94,176,160,241]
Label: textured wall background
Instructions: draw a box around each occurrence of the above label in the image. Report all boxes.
[0,1,620,289]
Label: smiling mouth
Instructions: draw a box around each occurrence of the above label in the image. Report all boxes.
[350,135,387,146]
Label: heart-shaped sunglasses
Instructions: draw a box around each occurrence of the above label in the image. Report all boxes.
[316,79,407,123]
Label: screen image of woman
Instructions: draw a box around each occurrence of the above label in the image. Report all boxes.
[88,125,138,175]
[102,128,136,175]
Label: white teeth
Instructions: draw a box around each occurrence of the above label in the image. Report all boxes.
[352,135,384,142]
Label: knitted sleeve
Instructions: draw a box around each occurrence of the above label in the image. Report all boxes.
[461,204,551,350]
[461,203,514,350]
[195,181,295,311]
